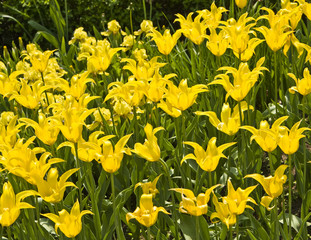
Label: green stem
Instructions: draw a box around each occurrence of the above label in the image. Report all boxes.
[111,173,124,240]
[147,227,151,240]
[74,142,83,205]
[302,95,307,239]
[142,0,147,20]
[274,198,279,240]
[7,226,12,240]
[235,215,239,240]
[229,225,233,240]
[196,216,200,240]
[268,152,275,175]
[41,72,50,107]
[288,154,292,240]
[159,159,180,240]
[274,51,278,118]
[238,101,246,175]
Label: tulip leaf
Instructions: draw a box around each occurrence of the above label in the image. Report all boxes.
[245,211,269,239]
[178,214,196,240]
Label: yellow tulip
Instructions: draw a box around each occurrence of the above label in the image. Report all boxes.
[105,81,145,107]
[9,80,52,109]
[147,29,182,55]
[135,175,162,197]
[134,20,155,35]
[29,49,55,73]
[20,113,60,146]
[42,200,93,238]
[206,28,229,57]
[0,115,24,149]
[182,137,236,172]
[0,137,63,185]
[132,123,164,162]
[69,27,88,45]
[0,68,23,98]
[101,20,122,36]
[221,13,256,55]
[196,101,253,136]
[240,116,289,152]
[126,194,169,227]
[277,121,311,155]
[164,79,208,111]
[245,165,288,210]
[235,0,248,9]
[210,57,268,101]
[171,185,219,216]
[0,182,37,227]
[87,39,124,74]
[33,168,79,203]
[157,100,182,118]
[197,2,228,29]
[288,68,311,96]
[57,71,95,100]
[211,194,236,229]
[222,179,257,215]
[233,38,264,62]
[98,134,132,173]
[175,12,208,45]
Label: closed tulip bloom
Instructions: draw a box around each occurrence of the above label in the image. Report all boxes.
[241,116,289,152]
[233,38,264,62]
[148,29,182,55]
[126,194,169,227]
[211,194,236,229]
[235,0,248,8]
[245,165,288,210]
[171,185,219,216]
[98,134,132,173]
[288,68,311,96]
[182,137,236,172]
[277,121,310,155]
[132,123,164,162]
[135,175,162,198]
[33,168,79,203]
[210,57,267,101]
[206,28,229,57]
[196,101,253,136]
[42,200,93,238]
[0,182,37,227]
[222,179,257,215]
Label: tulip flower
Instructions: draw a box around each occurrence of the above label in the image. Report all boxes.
[121,56,166,81]
[210,57,268,101]
[132,123,164,162]
[0,69,23,98]
[245,165,288,210]
[211,194,236,229]
[135,175,162,197]
[0,182,37,227]
[171,185,219,216]
[240,116,289,152]
[33,168,79,203]
[126,194,169,227]
[147,29,182,55]
[288,68,311,96]
[235,0,248,9]
[86,39,124,74]
[69,27,88,45]
[196,101,253,136]
[222,179,257,215]
[42,200,93,238]
[221,13,256,56]
[9,80,52,109]
[105,81,145,107]
[277,121,311,155]
[157,100,182,118]
[175,12,208,45]
[233,38,264,62]
[20,113,60,146]
[29,49,55,73]
[206,28,229,57]
[134,20,155,35]
[164,79,209,111]
[98,134,132,173]
[197,2,228,29]
[182,137,236,172]
[0,115,24,149]
[57,72,95,99]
